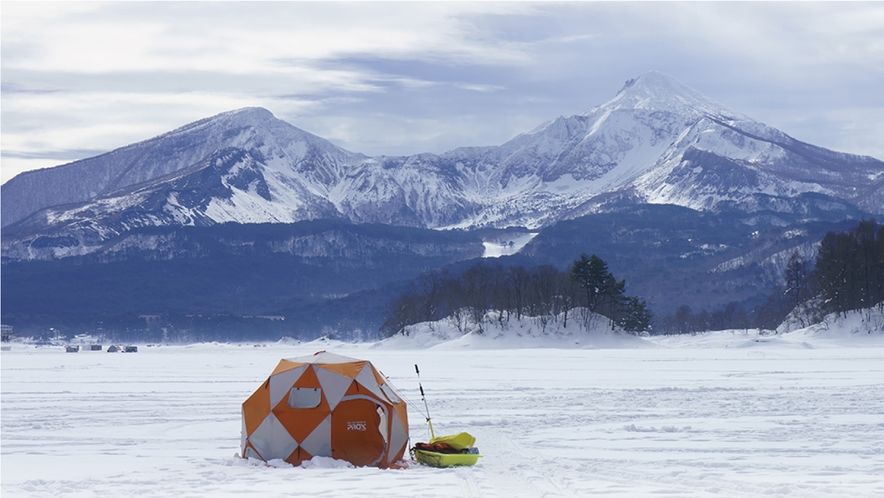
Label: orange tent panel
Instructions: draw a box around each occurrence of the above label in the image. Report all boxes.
[291,364,322,389]
[242,379,271,436]
[331,397,386,467]
[319,360,367,379]
[273,405,332,443]
[286,446,313,466]
[271,359,305,376]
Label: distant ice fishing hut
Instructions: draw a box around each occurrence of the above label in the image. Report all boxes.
[1,324,13,342]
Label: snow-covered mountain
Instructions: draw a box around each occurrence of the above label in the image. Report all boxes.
[1,107,364,227]
[450,71,883,224]
[3,71,882,261]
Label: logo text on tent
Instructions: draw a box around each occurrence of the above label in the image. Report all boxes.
[347,421,367,431]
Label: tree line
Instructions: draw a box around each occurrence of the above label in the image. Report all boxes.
[814,219,884,313]
[380,254,651,337]
[656,219,884,334]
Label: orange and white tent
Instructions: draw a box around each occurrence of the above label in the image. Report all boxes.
[241,351,409,468]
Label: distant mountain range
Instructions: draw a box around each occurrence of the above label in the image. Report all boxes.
[2,71,881,339]
[3,71,881,262]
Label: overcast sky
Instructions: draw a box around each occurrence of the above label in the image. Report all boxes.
[2,2,883,185]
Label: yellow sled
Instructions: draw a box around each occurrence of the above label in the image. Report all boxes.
[412,432,483,468]
[411,366,482,467]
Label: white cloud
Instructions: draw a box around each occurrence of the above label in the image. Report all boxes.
[2,2,534,73]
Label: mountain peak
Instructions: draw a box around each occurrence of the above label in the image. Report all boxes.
[602,71,740,119]
[154,107,280,143]
[194,106,278,130]
[216,106,275,122]
[619,71,696,97]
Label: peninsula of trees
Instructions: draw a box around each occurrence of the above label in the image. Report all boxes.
[380,254,650,337]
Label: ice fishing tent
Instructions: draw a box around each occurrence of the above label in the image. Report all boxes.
[241,351,409,468]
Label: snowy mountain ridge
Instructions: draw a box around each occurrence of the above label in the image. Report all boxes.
[3,71,882,261]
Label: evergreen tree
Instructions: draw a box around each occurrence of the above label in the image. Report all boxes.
[570,253,612,314]
[618,296,652,333]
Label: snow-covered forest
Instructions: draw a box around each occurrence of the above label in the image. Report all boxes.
[384,220,884,339]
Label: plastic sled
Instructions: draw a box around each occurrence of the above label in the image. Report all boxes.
[412,432,483,467]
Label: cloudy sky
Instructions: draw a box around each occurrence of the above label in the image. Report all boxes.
[2,2,883,185]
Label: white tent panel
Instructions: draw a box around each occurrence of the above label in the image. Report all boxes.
[300,414,332,458]
[240,414,248,454]
[246,414,274,460]
[248,412,298,461]
[269,365,307,408]
[387,410,409,464]
[269,414,300,461]
[285,351,360,365]
[315,367,353,411]
[354,363,386,401]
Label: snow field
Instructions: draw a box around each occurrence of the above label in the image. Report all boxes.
[2,334,883,497]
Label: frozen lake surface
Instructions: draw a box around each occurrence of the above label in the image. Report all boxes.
[2,328,884,497]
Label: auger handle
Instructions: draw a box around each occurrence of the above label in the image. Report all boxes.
[414,363,435,440]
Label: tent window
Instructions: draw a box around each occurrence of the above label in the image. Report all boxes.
[380,384,400,404]
[288,387,321,409]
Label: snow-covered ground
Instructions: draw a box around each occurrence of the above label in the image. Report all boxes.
[481,232,539,258]
[3,317,884,497]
